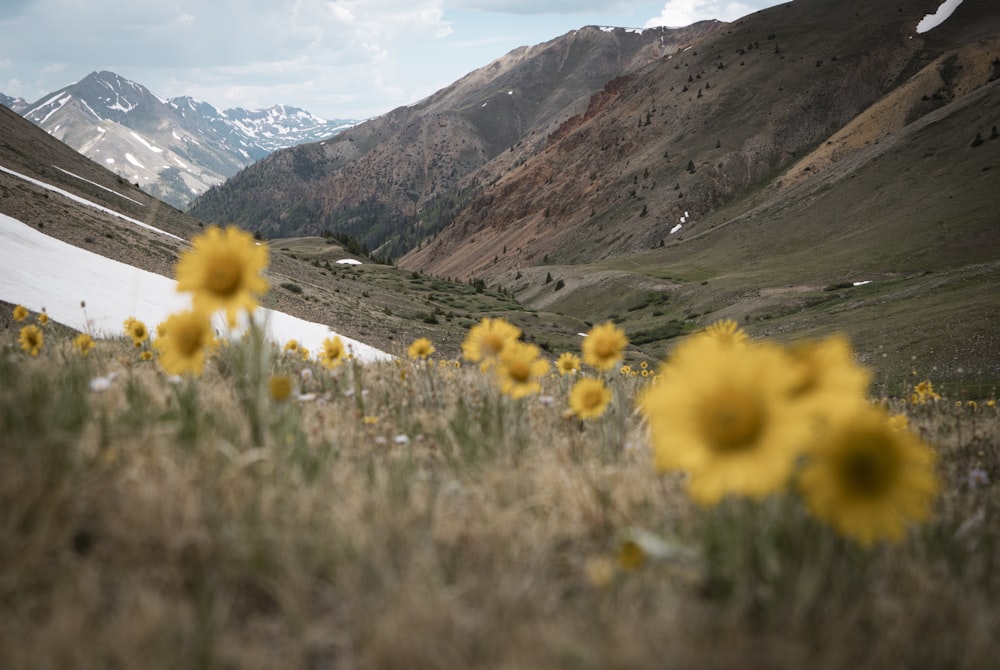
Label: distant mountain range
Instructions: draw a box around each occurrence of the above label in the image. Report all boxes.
[1,71,356,208]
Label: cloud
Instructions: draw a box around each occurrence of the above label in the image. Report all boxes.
[448,1,638,14]
[644,0,762,27]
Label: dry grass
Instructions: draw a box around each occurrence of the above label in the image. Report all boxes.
[1,318,999,670]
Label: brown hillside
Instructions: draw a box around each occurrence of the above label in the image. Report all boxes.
[400,0,999,281]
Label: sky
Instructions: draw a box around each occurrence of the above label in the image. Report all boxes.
[0,164,392,363]
[1,1,786,121]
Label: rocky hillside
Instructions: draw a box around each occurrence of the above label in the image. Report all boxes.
[186,22,723,257]
[401,0,1000,280]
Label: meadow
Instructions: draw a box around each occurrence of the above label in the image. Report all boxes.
[1,227,998,669]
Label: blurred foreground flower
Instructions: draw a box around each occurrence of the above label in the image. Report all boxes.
[569,377,612,419]
[74,333,96,357]
[125,318,150,348]
[153,309,217,376]
[319,336,347,370]
[408,337,435,360]
[175,225,269,327]
[582,321,628,371]
[462,317,521,368]
[268,374,293,402]
[19,324,43,357]
[798,406,938,546]
[640,336,814,505]
[496,340,549,399]
[556,352,581,375]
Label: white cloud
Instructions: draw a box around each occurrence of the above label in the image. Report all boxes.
[645,0,761,27]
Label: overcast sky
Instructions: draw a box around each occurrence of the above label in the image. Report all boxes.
[1,1,786,121]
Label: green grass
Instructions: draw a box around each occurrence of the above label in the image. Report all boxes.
[2,310,999,669]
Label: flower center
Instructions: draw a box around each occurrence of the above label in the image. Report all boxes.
[701,390,764,452]
[507,359,532,383]
[837,434,899,498]
[206,255,241,296]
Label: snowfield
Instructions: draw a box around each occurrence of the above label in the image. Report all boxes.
[0,213,391,362]
[0,162,391,362]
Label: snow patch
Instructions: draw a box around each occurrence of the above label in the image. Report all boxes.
[125,153,144,168]
[916,0,964,33]
[0,212,390,362]
[336,259,362,265]
[670,224,683,234]
[129,131,164,153]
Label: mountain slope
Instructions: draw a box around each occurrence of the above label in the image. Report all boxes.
[402,0,1000,280]
[186,23,724,256]
[12,71,355,209]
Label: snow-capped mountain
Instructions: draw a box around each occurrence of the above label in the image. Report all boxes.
[0,93,29,114]
[5,71,356,209]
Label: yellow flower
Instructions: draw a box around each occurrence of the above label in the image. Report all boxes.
[283,339,300,354]
[299,346,310,362]
[886,413,909,432]
[363,415,379,425]
[785,334,872,425]
[175,225,269,327]
[140,350,154,362]
[569,377,612,420]
[37,310,49,325]
[462,317,521,365]
[617,540,646,571]
[639,337,812,505]
[12,304,29,322]
[319,336,347,370]
[556,352,581,375]
[74,333,96,357]
[268,374,293,401]
[798,406,939,547]
[126,318,150,348]
[19,324,43,356]
[582,321,628,371]
[153,309,217,376]
[987,399,997,408]
[619,364,632,376]
[495,340,549,399]
[699,319,749,347]
[408,337,435,360]
[910,380,941,404]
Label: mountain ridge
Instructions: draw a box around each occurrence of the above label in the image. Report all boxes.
[3,71,357,209]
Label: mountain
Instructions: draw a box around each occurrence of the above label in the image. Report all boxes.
[0,93,29,113]
[7,71,356,209]
[401,0,1000,278]
[186,23,723,256]
[181,0,1000,392]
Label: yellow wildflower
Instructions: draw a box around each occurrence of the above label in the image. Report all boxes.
[640,336,812,505]
[582,321,628,371]
[19,324,43,356]
[556,352,581,375]
[496,340,549,399]
[408,337,435,360]
[74,333,96,357]
[153,309,217,376]
[798,406,938,547]
[462,317,521,365]
[268,374,293,401]
[12,304,29,322]
[175,225,269,327]
[319,336,347,370]
[569,377,612,420]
